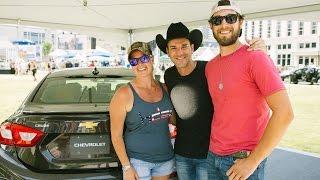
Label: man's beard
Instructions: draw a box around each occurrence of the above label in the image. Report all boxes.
[213,28,241,46]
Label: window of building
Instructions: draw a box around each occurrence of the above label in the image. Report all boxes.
[299,22,304,35]
[276,21,281,37]
[311,58,314,64]
[259,21,263,38]
[287,21,292,36]
[245,21,248,40]
[288,44,291,49]
[305,57,309,65]
[311,42,316,48]
[267,45,271,50]
[299,43,304,48]
[51,34,55,46]
[23,32,29,39]
[299,56,303,64]
[41,33,45,44]
[278,44,281,49]
[251,21,255,39]
[30,32,39,44]
[311,22,317,34]
[287,54,291,65]
[277,54,281,65]
[23,31,45,45]
[267,20,271,38]
[282,54,286,66]
[283,44,287,49]
[306,43,310,48]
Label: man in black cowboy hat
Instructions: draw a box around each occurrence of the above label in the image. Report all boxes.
[156,21,266,180]
[206,0,293,180]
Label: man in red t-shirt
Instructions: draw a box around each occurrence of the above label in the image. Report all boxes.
[205,0,294,180]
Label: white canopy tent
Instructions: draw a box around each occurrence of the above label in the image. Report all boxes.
[0,0,319,47]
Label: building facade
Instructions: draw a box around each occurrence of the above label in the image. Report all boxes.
[243,20,319,69]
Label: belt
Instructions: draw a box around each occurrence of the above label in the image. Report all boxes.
[231,151,250,159]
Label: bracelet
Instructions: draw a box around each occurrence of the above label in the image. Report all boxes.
[122,164,131,173]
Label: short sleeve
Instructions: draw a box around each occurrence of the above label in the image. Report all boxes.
[249,52,285,97]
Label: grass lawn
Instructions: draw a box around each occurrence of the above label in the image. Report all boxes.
[279,83,320,155]
[0,73,319,155]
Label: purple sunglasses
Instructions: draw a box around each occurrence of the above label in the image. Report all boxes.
[129,54,151,66]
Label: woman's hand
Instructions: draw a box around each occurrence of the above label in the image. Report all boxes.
[123,167,139,180]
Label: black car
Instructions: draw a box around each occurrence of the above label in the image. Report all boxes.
[0,67,134,179]
[281,67,319,85]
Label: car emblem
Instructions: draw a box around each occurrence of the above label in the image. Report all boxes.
[79,122,99,129]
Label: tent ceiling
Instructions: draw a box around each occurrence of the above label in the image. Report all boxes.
[0,0,319,44]
[0,0,319,29]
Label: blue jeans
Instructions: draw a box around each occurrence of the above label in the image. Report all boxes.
[129,158,175,180]
[175,154,208,180]
[207,151,267,180]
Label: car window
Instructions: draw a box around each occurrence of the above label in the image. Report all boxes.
[32,77,131,104]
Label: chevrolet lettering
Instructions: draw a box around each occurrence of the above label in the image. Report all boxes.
[74,142,106,148]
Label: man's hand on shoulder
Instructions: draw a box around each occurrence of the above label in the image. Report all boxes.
[247,37,267,53]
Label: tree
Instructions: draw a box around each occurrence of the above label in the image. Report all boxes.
[42,42,52,59]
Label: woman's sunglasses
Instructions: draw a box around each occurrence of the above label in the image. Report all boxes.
[129,54,151,66]
[208,14,239,26]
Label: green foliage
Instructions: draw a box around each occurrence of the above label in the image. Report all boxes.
[42,42,52,56]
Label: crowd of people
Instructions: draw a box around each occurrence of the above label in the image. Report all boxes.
[110,0,293,180]
[7,56,127,81]
[9,59,38,81]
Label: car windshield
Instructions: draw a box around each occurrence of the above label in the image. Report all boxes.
[32,76,131,104]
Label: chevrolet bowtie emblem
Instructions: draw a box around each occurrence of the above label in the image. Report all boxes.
[79,121,99,129]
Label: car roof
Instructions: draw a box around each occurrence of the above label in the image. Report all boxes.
[47,67,134,78]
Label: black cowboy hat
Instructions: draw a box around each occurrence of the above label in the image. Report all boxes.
[156,22,203,54]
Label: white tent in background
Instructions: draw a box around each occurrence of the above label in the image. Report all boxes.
[48,49,67,58]
[0,40,14,49]
[71,52,86,60]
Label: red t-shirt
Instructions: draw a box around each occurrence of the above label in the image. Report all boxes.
[205,45,285,156]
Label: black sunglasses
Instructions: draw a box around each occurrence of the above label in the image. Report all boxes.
[129,54,151,66]
[208,14,239,26]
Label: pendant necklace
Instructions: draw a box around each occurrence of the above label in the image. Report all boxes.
[217,45,242,91]
[218,59,224,91]
[218,52,235,91]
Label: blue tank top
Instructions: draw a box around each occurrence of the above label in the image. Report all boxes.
[124,82,174,163]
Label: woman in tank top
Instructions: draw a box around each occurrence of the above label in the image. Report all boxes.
[110,42,175,180]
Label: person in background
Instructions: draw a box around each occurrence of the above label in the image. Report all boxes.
[29,60,38,81]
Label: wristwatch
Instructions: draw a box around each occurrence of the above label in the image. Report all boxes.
[122,164,131,173]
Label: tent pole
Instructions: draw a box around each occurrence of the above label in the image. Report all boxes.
[128,29,133,45]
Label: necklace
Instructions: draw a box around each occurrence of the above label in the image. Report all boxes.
[218,59,224,91]
[217,44,243,91]
[217,52,236,91]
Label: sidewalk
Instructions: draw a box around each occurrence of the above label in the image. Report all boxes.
[266,147,320,180]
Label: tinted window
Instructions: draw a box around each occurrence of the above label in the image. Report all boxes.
[33,77,131,104]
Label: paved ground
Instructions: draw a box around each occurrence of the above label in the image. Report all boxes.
[266,148,320,180]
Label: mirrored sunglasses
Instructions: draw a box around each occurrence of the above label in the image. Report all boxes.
[208,14,239,26]
[129,54,150,66]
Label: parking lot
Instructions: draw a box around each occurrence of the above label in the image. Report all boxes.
[0,72,320,155]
